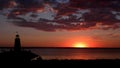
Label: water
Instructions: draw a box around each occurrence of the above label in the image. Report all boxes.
[30,48,120,60]
[1,48,120,60]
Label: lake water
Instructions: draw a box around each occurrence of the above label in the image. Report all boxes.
[30,48,120,60]
[1,48,120,60]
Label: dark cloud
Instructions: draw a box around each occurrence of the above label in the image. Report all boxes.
[0,0,16,9]
[55,7,78,19]
[83,9,119,23]
[16,0,43,8]
[0,0,120,31]
[70,0,120,9]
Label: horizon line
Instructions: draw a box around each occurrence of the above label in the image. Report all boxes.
[0,47,120,49]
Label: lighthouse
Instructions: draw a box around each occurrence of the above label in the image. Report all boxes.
[14,32,21,52]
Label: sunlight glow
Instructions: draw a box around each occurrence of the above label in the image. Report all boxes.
[73,42,87,48]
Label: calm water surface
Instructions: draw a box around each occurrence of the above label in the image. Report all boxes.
[30,48,120,60]
[1,48,120,60]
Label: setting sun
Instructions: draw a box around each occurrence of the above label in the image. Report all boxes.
[73,43,87,48]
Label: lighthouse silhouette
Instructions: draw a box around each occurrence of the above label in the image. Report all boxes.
[14,32,21,52]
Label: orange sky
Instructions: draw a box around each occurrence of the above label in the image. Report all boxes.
[0,23,120,48]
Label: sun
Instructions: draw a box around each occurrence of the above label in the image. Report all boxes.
[73,43,87,48]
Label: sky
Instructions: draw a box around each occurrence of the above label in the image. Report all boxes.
[0,0,120,48]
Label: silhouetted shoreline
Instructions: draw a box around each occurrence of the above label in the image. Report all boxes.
[0,47,120,65]
[0,50,120,67]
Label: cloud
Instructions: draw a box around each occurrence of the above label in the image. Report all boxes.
[70,0,120,9]
[0,0,16,9]
[83,9,119,23]
[16,0,44,8]
[0,0,120,31]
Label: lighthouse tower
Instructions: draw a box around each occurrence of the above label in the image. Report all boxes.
[14,32,21,52]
